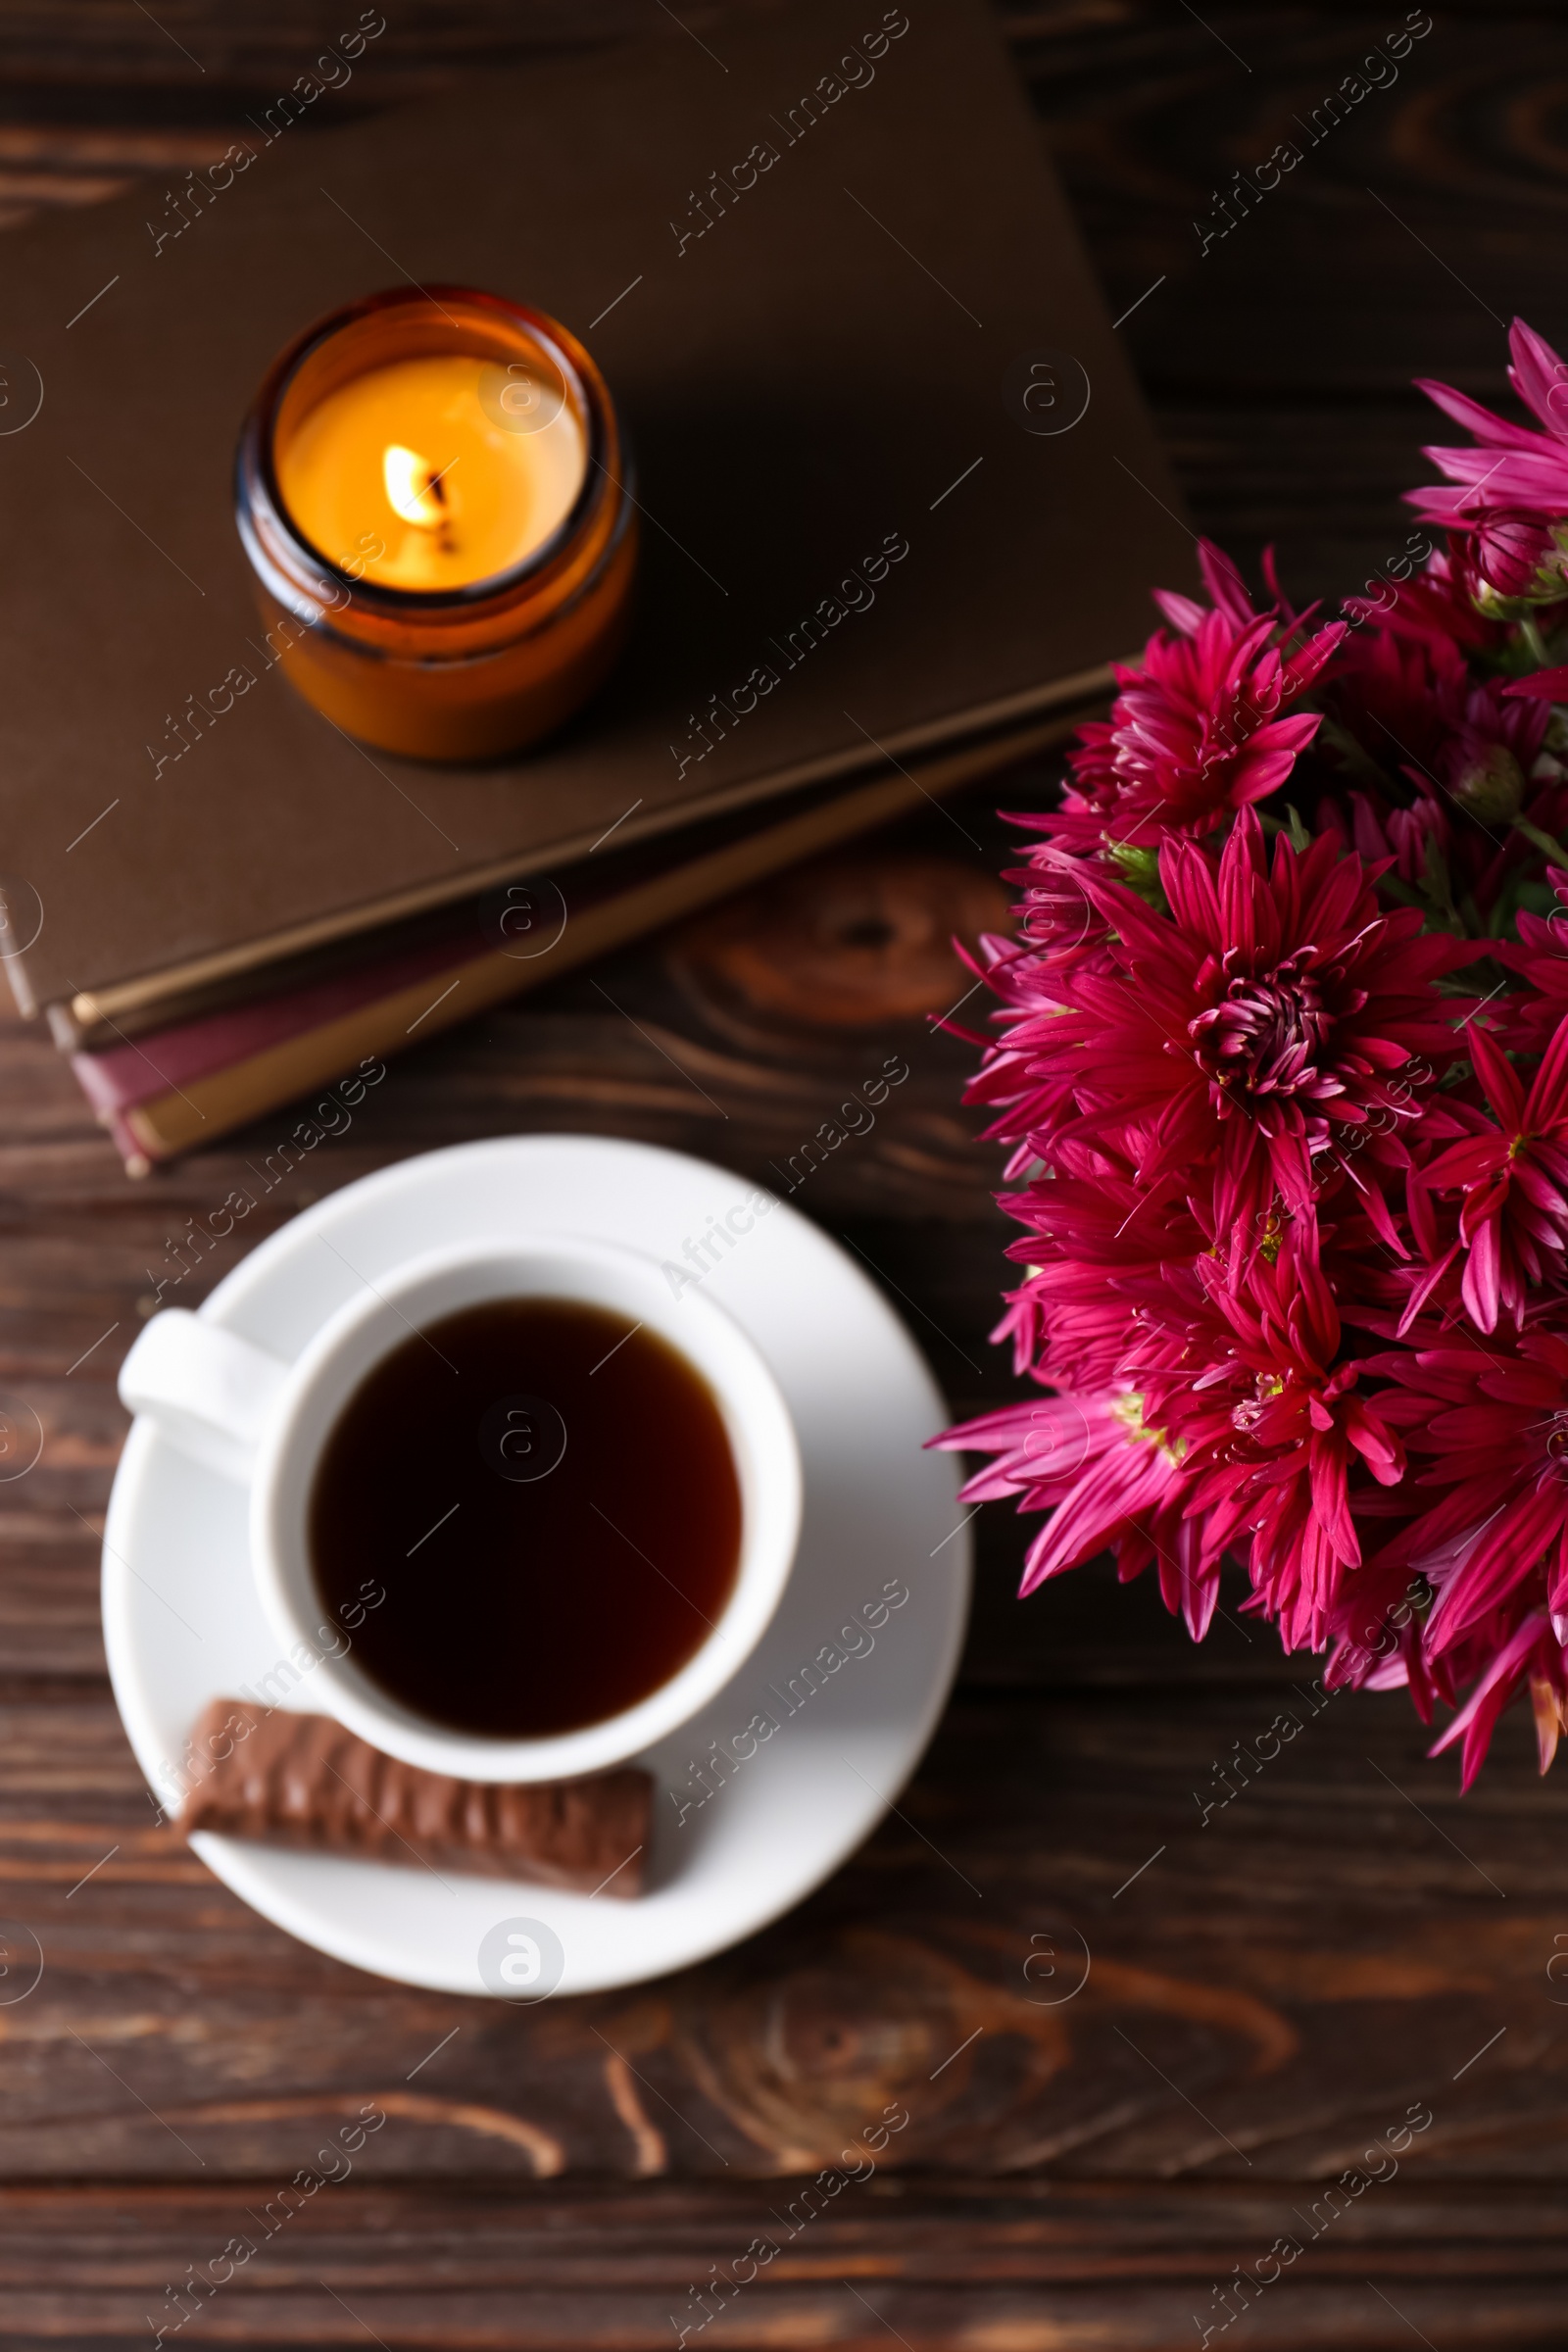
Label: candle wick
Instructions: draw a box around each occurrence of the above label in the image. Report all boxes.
[425,456,460,508]
[382,444,461,533]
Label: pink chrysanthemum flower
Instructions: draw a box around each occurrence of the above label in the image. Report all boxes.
[989,1149,1207,1394]
[1366,1332,1568,1784]
[1416,1018,1568,1331]
[942,320,1568,1785]
[1334,787,1449,900]
[1136,1234,1406,1650]
[1431,672,1552,828]
[1325,643,1555,913]
[1499,868,1568,1053]
[994,831,1110,973]
[1048,541,1345,852]
[1408,318,1568,604]
[1340,541,1500,655]
[1019,808,1472,1236]
[933,1387,1211,1628]
[1324,606,1467,784]
[1432,1616,1568,1789]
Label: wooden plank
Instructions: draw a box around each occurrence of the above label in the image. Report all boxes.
[0,2180,1565,2347]
[0,1679,1559,2181]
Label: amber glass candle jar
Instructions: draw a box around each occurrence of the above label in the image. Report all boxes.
[235,285,637,762]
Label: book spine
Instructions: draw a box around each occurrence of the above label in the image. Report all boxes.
[99,708,1096,1171]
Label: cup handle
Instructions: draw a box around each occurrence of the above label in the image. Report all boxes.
[118,1310,290,1485]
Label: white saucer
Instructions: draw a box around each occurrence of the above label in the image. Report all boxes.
[102,1137,969,1995]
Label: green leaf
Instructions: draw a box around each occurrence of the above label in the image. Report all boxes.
[1106,838,1169,913]
[1512,812,1568,872]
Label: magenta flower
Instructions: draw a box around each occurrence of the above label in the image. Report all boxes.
[943,318,1568,1786]
[1408,318,1568,603]
[1432,672,1551,825]
[1325,605,1466,786]
[1142,1235,1406,1650]
[1049,541,1344,853]
[1504,662,1568,706]
[934,1386,1210,1624]
[988,1149,1208,1395]
[1430,1613,1563,1788]
[1366,1333,1568,1784]
[1499,870,1568,1054]
[1338,787,1449,898]
[1325,637,1553,912]
[1340,541,1499,655]
[1417,1018,1568,1330]
[1026,808,1472,1234]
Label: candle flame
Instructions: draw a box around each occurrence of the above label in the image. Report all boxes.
[383,443,452,529]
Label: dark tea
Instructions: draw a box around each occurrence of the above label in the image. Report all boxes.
[308,1298,743,1739]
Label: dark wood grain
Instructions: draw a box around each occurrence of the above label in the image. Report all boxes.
[1,4,1567,2345]
[3,2180,1568,2349]
[5,1677,1562,2180]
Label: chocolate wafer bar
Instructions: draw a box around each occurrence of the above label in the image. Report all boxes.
[178,1699,650,1895]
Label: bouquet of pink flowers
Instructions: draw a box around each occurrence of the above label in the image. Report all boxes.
[938,317,1568,1786]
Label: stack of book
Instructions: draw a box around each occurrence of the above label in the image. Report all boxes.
[0,0,1189,1170]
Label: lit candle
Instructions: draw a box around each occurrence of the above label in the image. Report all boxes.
[278,354,589,594]
[235,287,636,762]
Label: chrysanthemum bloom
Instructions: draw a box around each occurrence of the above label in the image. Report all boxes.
[988,1146,1207,1393]
[949,948,1095,1190]
[942,844,1117,1182]
[1423,670,1560,923]
[1332,786,1449,903]
[945,318,1568,1783]
[1340,541,1501,657]
[1499,869,1568,1053]
[996,829,1110,969]
[1047,540,1345,853]
[932,1386,1213,1630]
[1432,1615,1568,1788]
[1365,1331,1568,1783]
[1127,1233,1406,1650]
[1323,604,1468,786]
[1022,808,1473,1235]
[1322,640,1556,924]
[1433,672,1552,829]
[1408,317,1568,605]
[1416,1018,1568,1330]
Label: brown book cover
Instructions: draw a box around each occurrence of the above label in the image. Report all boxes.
[0,0,1189,1024]
[77,707,1085,1168]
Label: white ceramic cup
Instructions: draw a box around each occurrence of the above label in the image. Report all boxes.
[117,1236,802,1783]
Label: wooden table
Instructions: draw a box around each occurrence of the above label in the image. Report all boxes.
[2,4,1564,2344]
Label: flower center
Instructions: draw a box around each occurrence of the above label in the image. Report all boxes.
[1545,1412,1568,1478]
[1189,949,1332,1099]
[1232,1371,1287,1433]
[1110,1390,1185,1463]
